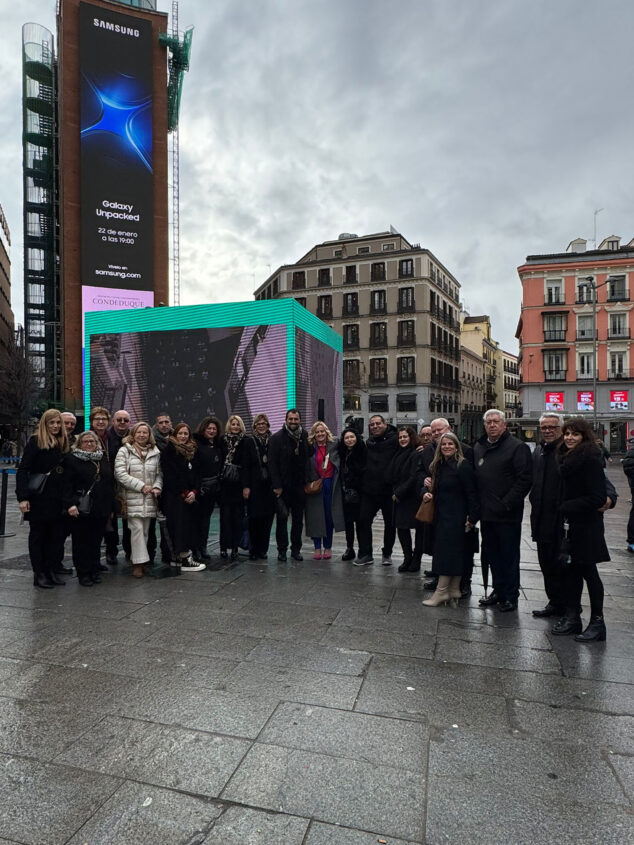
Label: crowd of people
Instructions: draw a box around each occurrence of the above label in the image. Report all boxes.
[15,406,615,643]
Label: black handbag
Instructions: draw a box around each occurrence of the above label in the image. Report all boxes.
[221,462,240,484]
[77,463,100,516]
[28,472,50,496]
[201,476,221,497]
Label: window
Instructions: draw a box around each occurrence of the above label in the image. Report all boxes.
[578,352,594,379]
[333,249,342,257]
[370,322,387,347]
[577,281,594,304]
[543,349,567,380]
[382,242,395,251]
[27,248,45,271]
[295,297,306,308]
[343,359,360,386]
[272,277,279,294]
[370,289,386,313]
[318,268,331,287]
[543,314,567,342]
[399,259,414,278]
[399,287,415,312]
[398,356,416,383]
[343,292,359,315]
[369,358,388,385]
[398,320,415,346]
[357,246,370,254]
[608,275,628,301]
[369,394,389,412]
[609,313,628,338]
[610,352,626,378]
[344,394,361,410]
[292,271,306,290]
[397,393,417,412]
[345,265,357,284]
[343,324,359,349]
[317,295,332,318]
[545,279,564,305]
[577,314,594,340]
[371,262,386,281]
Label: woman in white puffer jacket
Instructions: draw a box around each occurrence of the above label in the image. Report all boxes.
[114,422,163,578]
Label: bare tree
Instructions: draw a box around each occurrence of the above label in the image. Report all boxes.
[0,326,42,456]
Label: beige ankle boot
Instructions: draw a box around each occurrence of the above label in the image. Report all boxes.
[423,575,451,606]
[449,576,462,600]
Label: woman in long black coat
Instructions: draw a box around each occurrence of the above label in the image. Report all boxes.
[390,426,424,572]
[192,415,224,562]
[422,433,479,606]
[551,417,610,642]
[63,430,114,586]
[243,413,276,560]
[219,414,251,561]
[338,427,366,561]
[16,409,70,588]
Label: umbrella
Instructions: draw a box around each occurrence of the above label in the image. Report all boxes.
[479,530,489,595]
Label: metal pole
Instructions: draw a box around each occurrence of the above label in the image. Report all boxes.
[593,279,598,433]
[0,470,16,539]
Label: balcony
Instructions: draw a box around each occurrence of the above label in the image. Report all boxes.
[316,308,333,320]
[576,295,594,305]
[397,334,416,347]
[369,304,387,315]
[576,370,594,380]
[544,295,565,306]
[607,289,629,303]
[543,330,567,342]
[607,370,633,380]
[369,375,388,387]
[343,339,359,351]
[369,337,388,349]
[342,304,359,316]
[397,374,416,385]
[576,330,597,341]
[608,328,631,339]
[544,370,567,381]
[398,301,416,313]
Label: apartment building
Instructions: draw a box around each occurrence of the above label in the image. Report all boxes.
[254,231,462,427]
[461,314,498,410]
[460,344,485,442]
[516,236,634,450]
[500,349,520,418]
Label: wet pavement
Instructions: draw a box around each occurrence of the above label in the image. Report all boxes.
[0,464,632,844]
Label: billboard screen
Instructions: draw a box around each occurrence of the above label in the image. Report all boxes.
[295,327,343,434]
[577,390,594,411]
[545,391,564,411]
[79,1,153,291]
[610,390,629,410]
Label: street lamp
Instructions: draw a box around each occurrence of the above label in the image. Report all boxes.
[580,275,619,433]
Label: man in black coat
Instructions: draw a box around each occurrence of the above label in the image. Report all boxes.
[355,415,400,566]
[269,409,309,562]
[474,409,532,612]
[104,409,131,565]
[623,437,634,553]
[152,413,173,453]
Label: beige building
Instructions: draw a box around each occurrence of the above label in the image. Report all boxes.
[461,314,499,411]
[500,349,520,418]
[460,344,485,442]
[254,231,462,429]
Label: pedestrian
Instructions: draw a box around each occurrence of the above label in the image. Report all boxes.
[64,430,113,586]
[474,409,532,612]
[61,412,77,448]
[622,436,634,553]
[105,409,132,566]
[390,426,424,573]
[418,425,433,449]
[152,413,173,453]
[148,412,173,568]
[338,427,366,561]
[244,413,276,560]
[269,408,309,562]
[422,433,480,606]
[219,414,250,561]
[551,417,610,642]
[114,422,163,578]
[355,414,400,566]
[160,422,205,572]
[192,415,224,561]
[305,421,344,559]
[16,409,70,589]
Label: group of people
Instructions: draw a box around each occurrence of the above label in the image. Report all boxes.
[16,405,613,643]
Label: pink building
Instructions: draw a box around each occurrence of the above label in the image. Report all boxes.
[516,236,634,450]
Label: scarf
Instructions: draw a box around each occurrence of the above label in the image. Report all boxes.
[169,436,197,461]
[284,423,303,440]
[253,430,270,451]
[224,432,244,463]
[72,448,104,462]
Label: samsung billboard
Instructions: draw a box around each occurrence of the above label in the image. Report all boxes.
[79,1,154,292]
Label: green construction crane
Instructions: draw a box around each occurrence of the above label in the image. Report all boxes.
[159,25,193,133]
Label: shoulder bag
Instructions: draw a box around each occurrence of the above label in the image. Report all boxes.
[28,472,50,496]
[78,462,101,516]
[415,475,435,523]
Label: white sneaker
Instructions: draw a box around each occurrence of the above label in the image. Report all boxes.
[180,555,206,572]
[382,555,393,566]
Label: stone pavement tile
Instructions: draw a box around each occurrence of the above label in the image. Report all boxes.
[320,624,435,660]
[434,636,562,674]
[218,662,362,709]
[511,699,634,753]
[305,821,420,844]
[0,628,21,650]
[235,599,341,625]
[221,744,425,842]
[209,612,333,643]
[551,626,634,659]
[333,606,438,635]
[500,668,634,715]
[0,698,104,761]
[245,639,371,676]
[0,657,31,683]
[437,619,552,649]
[111,683,278,738]
[26,613,165,645]
[367,653,507,697]
[143,625,261,660]
[479,607,552,630]
[66,781,224,845]
[259,701,427,771]
[0,605,60,631]
[205,806,309,844]
[296,586,393,611]
[56,715,250,797]
[552,645,634,684]
[0,752,121,845]
[613,596,634,611]
[608,754,634,802]
[128,590,256,620]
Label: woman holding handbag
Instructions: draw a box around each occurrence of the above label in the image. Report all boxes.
[115,422,164,578]
[422,433,480,607]
[16,409,70,589]
[192,415,224,562]
[219,415,250,561]
[243,414,276,560]
[390,426,424,572]
[305,421,344,559]
[64,430,114,586]
[338,427,366,561]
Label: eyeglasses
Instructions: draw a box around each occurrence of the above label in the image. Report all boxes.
[369,422,382,428]
[93,416,108,422]
[115,417,129,422]
[540,426,559,432]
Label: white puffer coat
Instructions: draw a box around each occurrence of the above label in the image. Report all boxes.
[114,443,163,518]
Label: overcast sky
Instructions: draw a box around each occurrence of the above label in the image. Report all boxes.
[1,0,633,352]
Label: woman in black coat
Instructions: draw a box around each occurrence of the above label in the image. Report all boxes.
[16,409,70,588]
[551,417,610,642]
[192,416,224,562]
[338,427,366,561]
[160,423,205,573]
[244,413,276,560]
[63,430,114,586]
[219,414,251,561]
[390,426,424,572]
[422,433,480,606]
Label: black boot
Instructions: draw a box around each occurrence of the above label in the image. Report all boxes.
[574,616,606,643]
[341,548,355,561]
[460,576,472,597]
[551,615,582,636]
[423,575,438,590]
[33,572,54,589]
[398,555,413,573]
[48,571,66,586]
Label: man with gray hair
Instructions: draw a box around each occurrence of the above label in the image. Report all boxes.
[474,409,532,612]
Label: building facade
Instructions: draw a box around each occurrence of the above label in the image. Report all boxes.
[459,344,485,443]
[500,349,520,418]
[517,236,634,450]
[0,204,14,355]
[254,231,462,429]
[461,314,498,411]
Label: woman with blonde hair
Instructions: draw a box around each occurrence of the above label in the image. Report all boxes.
[244,413,276,560]
[305,421,344,559]
[115,422,163,578]
[220,414,250,561]
[16,409,70,588]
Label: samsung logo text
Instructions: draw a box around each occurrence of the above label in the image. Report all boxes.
[93,19,140,38]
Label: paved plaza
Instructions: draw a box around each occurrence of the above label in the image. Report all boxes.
[0,464,632,844]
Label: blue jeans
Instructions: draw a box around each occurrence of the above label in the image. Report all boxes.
[313,476,334,549]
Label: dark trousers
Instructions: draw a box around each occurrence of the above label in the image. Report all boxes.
[481,521,521,602]
[249,512,275,556]
[343,500,360,549]
[72,516,108,577]
[275,492,305,555]
[563,560,604,618]
[397,526,424,562]
[627,479,634,544]
[536,540,566,610]
[147,518,171,563]
[358,492,396,559]
[194,496,215,554]
[28,519,66,575]
[105,517,131,558]
[220,502,243,552]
